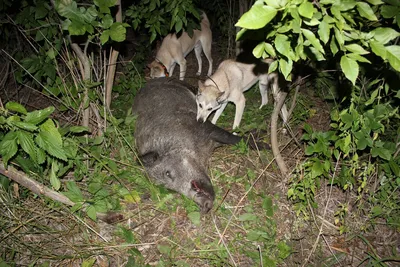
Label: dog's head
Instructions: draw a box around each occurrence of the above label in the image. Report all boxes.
[196,81,224,123]
[148,61,169,78]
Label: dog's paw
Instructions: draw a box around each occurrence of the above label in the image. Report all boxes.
[196,72,201,76]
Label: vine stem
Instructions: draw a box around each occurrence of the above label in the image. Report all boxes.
[271,91,289,177]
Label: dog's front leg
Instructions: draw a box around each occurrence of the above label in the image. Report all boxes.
[194,45,203,76]
[169,63,177,77]
[233,95,246,130]
[178,59,187,80]
[211,102,228,125]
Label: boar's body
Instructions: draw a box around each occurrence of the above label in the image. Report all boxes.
[133,78,241,212]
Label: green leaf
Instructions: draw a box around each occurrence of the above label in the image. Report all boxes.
[157,244,172,255]
[102,14,114,29]
[345,44,370,55]
[100,30,110,45]
[264,43,276,57]
[253,42,265,58]
[301,28,325,54]
[380,5,400,18]
[63,181,84,202]
[238,213,257,221]
[36,120,67,161]
[369,40,387,59]
[298,1,314,19]
[268,60,278,73]
[347,53,371,63]
[389,160,400,176]
[187,211,201,226]
[86,205,97,221]
[94,0,117,8]
[386,45,400,72]
[279,58,293,80]
[366,0,384,5]
[109,23,126,42]
[372,27,400,44]
[50,161,61,190]
[11,121,38,132]
[69,126,90,133]
[275,34,295,60]
[356,2,378,21]
[235,5,277,29]
[340,55,359,85]
[330,37,339,55]
[371,147,392,160]
[318,20,330,44]
[24,106,55,125]
[0,131,18,165]
[311,160,324,178]
[262,197,274,217]
[81,258,96,267]
[35,5,48,20]
[5,102,27,114]
[17,131,37,163]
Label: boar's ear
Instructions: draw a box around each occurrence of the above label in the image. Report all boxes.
[139,151,160,167]
[198,81,204,93]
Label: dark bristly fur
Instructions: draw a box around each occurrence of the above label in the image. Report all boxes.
[132,78,241,213]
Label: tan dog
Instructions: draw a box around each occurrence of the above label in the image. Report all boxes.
[196,59,289,130]
[148,13,213,80]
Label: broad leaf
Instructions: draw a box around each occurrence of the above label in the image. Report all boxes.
[356,2,378,21]
[109,23,126,42]
[17,131,37,163]
[64,181,84,202]
[264,43,276,57]
[235,5,277,29]
[302,28,325,54]
[253,42,265,58]
[187,211,201,226]
[369,40,387,59]
[5,102,27,115]
[372,27,400,44]
[50,161,61,190]
[340,55,359,85]
[24,106,55,125]
[386,45,400,72]
[345,44,370,55]
[318,20,330,44]
[11,121,38,132]
[298,1,314,19]
[0,131,18,165]
[279,58,293,80]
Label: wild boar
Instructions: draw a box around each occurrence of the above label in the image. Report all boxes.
[132,78,241,213]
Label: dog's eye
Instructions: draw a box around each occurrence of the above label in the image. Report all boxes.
[165,170,173,180]
[207,107,212,111]
[199,104,203,109]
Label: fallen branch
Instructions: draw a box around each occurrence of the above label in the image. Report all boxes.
[271,91,289,177]
[0,162,75,206]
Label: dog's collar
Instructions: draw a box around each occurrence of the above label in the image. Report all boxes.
[155,58,169,77]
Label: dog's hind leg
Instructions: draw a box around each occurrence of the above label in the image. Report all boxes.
[194,44,203,76]
[233,94,246,130]
[259,74,271,108]
[211,102,228,125]
[201,39,213,76]
[271,76,289,123]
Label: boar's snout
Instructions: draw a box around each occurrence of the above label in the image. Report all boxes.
[191,180,215,213]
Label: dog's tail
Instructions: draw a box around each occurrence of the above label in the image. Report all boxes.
[200,11,210,28]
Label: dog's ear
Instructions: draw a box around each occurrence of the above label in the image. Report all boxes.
[217,91,225,102]
[198,81,205,93]
[139,151,160,167]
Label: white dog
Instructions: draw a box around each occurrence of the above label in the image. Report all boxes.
[148,13,213,80]
[196,59,289,130]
